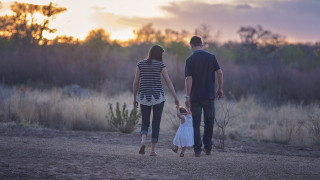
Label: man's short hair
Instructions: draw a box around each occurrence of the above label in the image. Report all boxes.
[190,36,202,47]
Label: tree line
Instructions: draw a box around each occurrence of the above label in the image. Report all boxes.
[0,2,319,103]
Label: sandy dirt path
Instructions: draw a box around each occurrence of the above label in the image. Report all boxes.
[0,129,320,179]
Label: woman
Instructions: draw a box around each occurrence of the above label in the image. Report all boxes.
[133,45,179,156]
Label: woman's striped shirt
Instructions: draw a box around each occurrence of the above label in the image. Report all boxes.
[137,59,166,106]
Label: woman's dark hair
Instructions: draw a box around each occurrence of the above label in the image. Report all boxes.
[190,36,202,47]
[147,45,164,62]
[179,106,188,114]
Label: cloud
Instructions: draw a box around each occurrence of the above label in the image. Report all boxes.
[0,2,12,15]
[89,11,138,32]
[113,0,320,42]
[91,6,106,12]
[236,4,252,9]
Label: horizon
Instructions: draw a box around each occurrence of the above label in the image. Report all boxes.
[0,0,319,43]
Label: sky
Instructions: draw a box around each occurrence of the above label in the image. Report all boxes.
[0,0,319,42]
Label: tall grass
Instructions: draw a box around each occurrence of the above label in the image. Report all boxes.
[0,85,319,145]
[0,85,131,131]
[222,97,320,145]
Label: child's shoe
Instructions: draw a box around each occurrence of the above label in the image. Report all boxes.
[171,147,178,153]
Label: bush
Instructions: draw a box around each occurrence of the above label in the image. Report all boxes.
[107,102,141,133]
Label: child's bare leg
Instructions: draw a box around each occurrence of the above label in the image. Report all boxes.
[180,147,186,157]
[172,145,178,153]
[181,147,186,154]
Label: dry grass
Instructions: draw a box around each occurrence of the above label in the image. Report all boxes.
[224,97,320,145]
[0,85,131,131]
[0,85,319,145]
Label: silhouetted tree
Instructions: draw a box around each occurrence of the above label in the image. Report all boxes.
[85,28,110,43]
[238,25,286,52]
[133,23,164,44]
[51,35,78,45]
[164,28,179,43]
[0,2,66,46]
[195,24,211,44]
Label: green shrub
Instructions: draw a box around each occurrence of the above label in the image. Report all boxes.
[107,102,141,133]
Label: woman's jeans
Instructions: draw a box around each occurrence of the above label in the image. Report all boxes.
[140,101,165,143]
[191,100,215,154]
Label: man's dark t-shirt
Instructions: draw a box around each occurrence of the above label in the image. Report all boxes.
[185,50,221,102]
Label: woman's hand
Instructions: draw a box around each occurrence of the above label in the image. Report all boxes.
[133,100,139,108]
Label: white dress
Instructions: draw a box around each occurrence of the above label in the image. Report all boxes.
[173,114,194,148]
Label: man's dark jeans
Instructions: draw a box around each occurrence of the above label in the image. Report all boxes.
[140,101,165,143]
[191,100,215,154]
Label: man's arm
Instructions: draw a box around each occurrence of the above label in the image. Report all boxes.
[216,69,223,99]
[185,76,192,108]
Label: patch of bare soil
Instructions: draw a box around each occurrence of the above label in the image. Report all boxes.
[0,128,319,179]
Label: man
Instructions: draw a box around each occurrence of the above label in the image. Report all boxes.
[185,36,223,157]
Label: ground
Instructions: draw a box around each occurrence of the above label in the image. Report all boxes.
[0,128,320,179]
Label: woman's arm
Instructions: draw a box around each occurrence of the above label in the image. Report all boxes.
[161,67,179,108]
[133,67,140,108]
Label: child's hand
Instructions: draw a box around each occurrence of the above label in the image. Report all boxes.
[181,118,185,124]
[176,110,184,121]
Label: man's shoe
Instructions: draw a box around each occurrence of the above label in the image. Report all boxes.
[203,148,211,155]
[194,152,201,157]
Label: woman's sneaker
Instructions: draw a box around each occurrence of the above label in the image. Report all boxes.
[139,145,146,154]
[150,151,157,156]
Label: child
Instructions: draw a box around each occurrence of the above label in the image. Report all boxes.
[172,106,194,157]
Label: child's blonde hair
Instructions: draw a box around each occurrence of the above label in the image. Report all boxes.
[179,106,188,114]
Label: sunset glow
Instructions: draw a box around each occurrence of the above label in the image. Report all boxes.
[0,0,319,42]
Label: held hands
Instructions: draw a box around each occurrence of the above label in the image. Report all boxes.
[187,107,191,114]
[176,107,185,124]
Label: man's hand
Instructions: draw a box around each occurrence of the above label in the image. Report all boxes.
[216,69,223,99]
[185,98,190,109]
[216,88,223,99]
